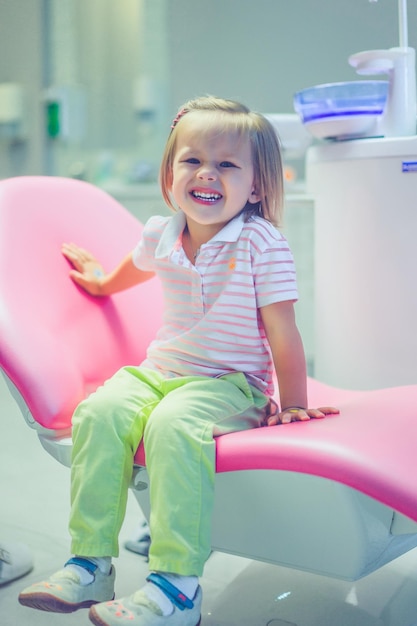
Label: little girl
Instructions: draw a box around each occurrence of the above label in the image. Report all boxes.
[19,96,337,626]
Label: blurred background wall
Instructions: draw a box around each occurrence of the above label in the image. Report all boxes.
[0,0,415,182]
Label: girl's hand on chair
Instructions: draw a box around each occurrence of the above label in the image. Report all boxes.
[267,406,340,426]
[62,242,106,296]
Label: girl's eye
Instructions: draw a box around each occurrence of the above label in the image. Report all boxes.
[220,161,237,168]
[183,157,200,164]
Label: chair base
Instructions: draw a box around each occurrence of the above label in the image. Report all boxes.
[131,466,417,581]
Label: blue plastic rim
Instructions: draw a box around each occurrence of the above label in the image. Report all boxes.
[293,80,389,123]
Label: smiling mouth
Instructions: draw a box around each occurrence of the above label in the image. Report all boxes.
[191,190,222,202]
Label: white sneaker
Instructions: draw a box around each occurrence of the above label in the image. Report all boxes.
[18,561,115,613]
[89,576,202,626]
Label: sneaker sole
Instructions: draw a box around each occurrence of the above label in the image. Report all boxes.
[89,607,202,626]
[19,592,115,613]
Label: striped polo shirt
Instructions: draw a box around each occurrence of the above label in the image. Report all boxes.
[132,210,298,395]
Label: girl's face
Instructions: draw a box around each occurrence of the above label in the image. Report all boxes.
[169,112,260,234]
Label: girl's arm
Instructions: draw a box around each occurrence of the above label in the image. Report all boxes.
[260,300,339,426]
[61,242,155,296]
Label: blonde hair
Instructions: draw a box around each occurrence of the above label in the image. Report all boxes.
[159,95,284,226]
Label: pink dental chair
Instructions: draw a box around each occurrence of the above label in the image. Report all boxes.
[1,175,417,584]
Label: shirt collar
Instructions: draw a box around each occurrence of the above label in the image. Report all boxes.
[154,211,186,259]
[154,210,246,259]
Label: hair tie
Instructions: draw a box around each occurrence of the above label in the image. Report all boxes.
[171,108,188,129]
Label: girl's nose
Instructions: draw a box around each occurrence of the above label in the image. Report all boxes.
[198,165,217,181]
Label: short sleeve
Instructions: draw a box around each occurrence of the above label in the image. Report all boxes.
[251,227,298,308]
[132,215,169,271]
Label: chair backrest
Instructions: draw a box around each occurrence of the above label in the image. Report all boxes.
[0,176,164,432]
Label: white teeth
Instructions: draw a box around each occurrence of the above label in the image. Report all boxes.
[192,191,221,201]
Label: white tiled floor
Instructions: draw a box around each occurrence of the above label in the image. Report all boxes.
[2,371,417,625]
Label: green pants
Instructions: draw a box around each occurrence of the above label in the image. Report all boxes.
[70,367,269,576]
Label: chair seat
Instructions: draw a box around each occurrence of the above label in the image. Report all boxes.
[133,380,417,580]
[135,380,417,524]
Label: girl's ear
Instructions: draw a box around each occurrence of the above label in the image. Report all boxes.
[248,187,261,204]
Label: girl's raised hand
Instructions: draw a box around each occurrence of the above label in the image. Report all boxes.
[62,242,106,296]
